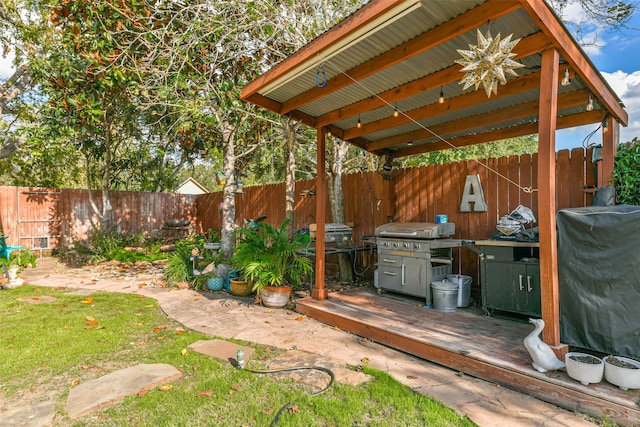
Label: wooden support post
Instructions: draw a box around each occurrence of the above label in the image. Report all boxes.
[537,48,567,359]
[313,127,328,300]
[600,115,619,188]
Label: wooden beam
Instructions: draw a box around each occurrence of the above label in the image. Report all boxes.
[600,116,619,187]
[390,110,604,158]
[537,48,564,357]
[368,88,590,151]
[241,0,407,101]
[317,31,551,129]
[280,0,522,114]
[313,127,328,300]
[518,0,628,126]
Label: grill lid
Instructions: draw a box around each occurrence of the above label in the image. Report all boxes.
[375,222,455,239]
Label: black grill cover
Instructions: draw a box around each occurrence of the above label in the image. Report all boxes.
[557,205,640,357]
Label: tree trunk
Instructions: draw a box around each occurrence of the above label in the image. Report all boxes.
[283,117,297,238]
[220,122,237,257]
[328,138,354,283]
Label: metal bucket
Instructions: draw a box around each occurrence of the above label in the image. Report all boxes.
[446,274,472,307]
[431,280,459,312]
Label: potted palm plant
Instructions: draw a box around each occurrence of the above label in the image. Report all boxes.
[232,218,313,307]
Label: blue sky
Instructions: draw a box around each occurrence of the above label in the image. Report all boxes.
[2,2,639,152]
[555,3,640,150]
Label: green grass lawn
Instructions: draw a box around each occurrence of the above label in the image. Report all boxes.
[0,285,476,426]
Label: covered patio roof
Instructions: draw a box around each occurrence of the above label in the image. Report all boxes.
[241,0,628,358]
[241,0,627,158]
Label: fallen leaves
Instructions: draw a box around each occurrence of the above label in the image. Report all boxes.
[84,315,104,329]
[80,297,93,304]
[153,325,170,334]
[197,390,213,397]
[158,383,173,391]
[228,384,242,395]
[181,348,188,356]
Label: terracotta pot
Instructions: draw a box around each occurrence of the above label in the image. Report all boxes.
[604,355,640,391]
[565,352,604,386]
[230,279,253,297]
[260,286,292,308]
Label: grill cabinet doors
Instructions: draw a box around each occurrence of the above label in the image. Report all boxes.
[378,252,429,299]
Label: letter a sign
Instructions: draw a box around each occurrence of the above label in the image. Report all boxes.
[460,174,488,212]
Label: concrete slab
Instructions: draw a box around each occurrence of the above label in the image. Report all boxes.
[0,400,56,427]
[188,339,255,367]
[268,349,371,388]
[65,363,182,419]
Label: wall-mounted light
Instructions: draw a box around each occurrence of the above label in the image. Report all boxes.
[561,67,571,86]
[438,87,445,104]
[586,95,594,111]
[357,115,362,128]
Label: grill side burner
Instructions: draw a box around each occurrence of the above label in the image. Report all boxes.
[375,222,462,307]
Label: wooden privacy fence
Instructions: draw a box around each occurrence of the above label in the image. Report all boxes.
[197,148,594,288]
[0,187,196,252]
[2,148,594,283]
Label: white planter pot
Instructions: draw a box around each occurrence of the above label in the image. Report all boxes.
[565,352,604,386]
[604,355,640,391]
[260,286,292,308]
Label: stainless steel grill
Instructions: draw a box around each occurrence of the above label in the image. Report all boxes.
[375,222,462,307]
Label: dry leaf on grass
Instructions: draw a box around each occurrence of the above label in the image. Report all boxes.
[181,349,188,356]
[197,390,213,397]
[158,384,173,391]
[80,297,93,304]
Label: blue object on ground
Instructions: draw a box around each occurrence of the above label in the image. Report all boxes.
[0,236,24,260]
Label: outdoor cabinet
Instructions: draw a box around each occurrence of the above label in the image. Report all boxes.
[378,253,428,298]
[477,241,541,317]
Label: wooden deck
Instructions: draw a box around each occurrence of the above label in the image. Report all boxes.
[296,287,640,426]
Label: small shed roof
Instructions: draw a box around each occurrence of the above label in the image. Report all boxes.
[175,177,209,195]
[241,0,628,158]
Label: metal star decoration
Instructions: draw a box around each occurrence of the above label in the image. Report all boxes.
[455,29,525,97]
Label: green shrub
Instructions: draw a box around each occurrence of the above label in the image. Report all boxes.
[612,139,640,205]
[10,249,37,269]
[164,253,191,287]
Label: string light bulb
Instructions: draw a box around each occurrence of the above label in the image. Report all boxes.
[602,118,609,133]
[393,104,399,117]
[586,95,594,112]
[357,115,362,128]
[439,87,445,104]
[561,67,571,86]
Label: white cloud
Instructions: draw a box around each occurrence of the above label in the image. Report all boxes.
[603,70,640,142]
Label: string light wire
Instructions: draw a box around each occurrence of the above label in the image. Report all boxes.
[323,60,537,194]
